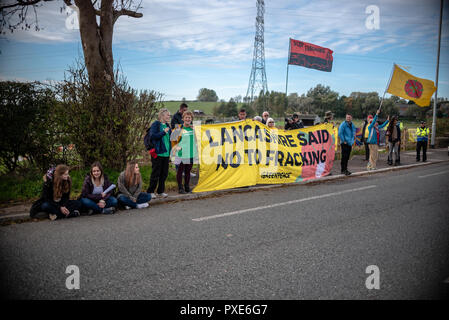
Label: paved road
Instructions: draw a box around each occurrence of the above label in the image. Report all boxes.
[1,163,449,299]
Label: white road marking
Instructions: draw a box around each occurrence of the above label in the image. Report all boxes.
[192,185,377,222]
[418,170,449,178]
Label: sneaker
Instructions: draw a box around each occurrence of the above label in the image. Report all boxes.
[345,170,352,176]
[102,207,115,214]
[184,185,191,193]
[67,210,80,218]
[178,186,186,194]
[150,193,157,199]
[190,172,196,177]
[136,202,149,209]
[49,214,57,221]
[125,206,131,210]
[159,193,168,198]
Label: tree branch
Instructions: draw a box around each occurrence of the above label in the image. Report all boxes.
[113,9,142,24]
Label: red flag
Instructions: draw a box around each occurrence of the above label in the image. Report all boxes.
[288,38,333,72]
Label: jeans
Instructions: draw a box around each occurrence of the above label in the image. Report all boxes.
[41,200,82,219]
[388,142,399,163]
[117,193,152,209]
[80,197,118,214]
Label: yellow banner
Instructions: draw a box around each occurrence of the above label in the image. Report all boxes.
[193,120,336,193]
[387,64,436,107]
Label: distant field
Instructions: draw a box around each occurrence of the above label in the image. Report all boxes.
[162,101,219,115]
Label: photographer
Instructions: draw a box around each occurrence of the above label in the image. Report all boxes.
[285,114,304,130]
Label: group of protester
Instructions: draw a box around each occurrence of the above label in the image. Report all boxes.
[30,103,430,221]
[341,109,430,176]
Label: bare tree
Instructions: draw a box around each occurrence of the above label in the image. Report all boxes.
[0,0,143,88]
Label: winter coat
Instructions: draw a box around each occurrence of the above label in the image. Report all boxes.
[117,171,142,200]
[338,121,357,146]
[80,173,113,202]
[150,120,172,155]
[30,169,70,217]
[170,111,183,129]
[367,115,389,145]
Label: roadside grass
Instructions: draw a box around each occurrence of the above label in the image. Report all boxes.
[0,163,182,206]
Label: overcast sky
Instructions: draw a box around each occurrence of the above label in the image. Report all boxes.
[0,0,448,102]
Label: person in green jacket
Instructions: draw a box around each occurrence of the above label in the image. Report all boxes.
[175,111,198,193]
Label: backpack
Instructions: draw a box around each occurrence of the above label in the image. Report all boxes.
[144,128,154,150]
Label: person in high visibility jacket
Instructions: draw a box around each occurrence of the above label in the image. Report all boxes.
[416,120,430,162]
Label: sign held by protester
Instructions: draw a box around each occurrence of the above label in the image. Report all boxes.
[193,120,336,193]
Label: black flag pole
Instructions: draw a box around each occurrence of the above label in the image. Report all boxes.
[285,38,291,97]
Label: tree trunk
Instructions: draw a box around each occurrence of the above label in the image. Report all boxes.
[74,0,114,88]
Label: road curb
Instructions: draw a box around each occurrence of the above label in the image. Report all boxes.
[1,159,448,225]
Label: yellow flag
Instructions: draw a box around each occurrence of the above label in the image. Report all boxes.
[387,64,436,107]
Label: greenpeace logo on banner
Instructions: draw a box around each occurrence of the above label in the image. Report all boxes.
[288,39,333,72]
[260,172,292,179]
[193,120,337,193]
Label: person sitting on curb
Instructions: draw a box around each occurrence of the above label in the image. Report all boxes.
[80,161,118,215]
[366,110,389,171]
[117,161,151,210]
[30,164,82,221]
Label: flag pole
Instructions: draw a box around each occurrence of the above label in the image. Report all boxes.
[378,63,395,112]
[285,38,291,97]
[431,0,443,149]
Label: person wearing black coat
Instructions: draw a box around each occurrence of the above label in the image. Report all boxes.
[170,103,188,130]
[30,164,82,220]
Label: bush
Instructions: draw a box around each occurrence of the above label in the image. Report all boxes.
[0,81,65,172]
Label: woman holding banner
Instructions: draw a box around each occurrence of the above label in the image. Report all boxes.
[147,108,172,198]
[175,111,198,194]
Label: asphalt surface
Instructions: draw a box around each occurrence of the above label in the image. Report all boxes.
[1,162,449,300]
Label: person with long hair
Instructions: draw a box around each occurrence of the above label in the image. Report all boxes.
[117,161,151,209]
[386,116,401,166]
[175,111,198,194]
[38,164,82,221]
[80,161,118,215]
[147,108,172,198]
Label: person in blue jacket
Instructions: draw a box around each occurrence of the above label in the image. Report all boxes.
[338,113,357,175]
[366,110,389,171]
[146,108,172,198]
